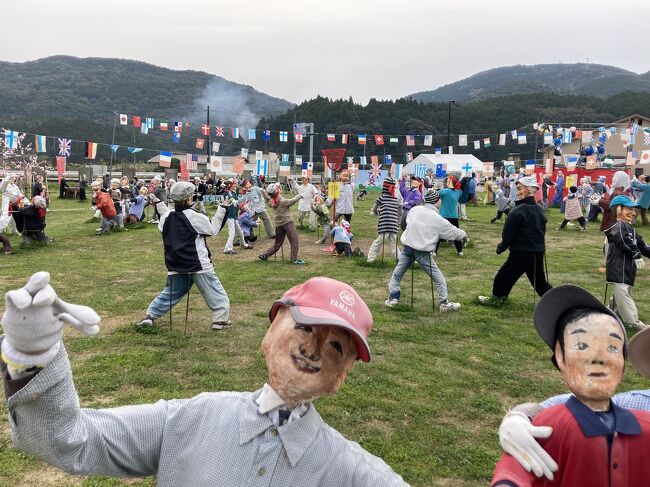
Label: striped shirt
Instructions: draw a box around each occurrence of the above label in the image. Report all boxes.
[372,193,399,235]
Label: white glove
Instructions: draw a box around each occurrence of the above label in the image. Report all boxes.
[1,272,100,373]
[635,258,645,270]
[499,411,557,480]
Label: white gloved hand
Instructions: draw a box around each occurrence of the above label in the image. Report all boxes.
[499,411,557,480]
[1,272,100,372]
[635,258,645,270]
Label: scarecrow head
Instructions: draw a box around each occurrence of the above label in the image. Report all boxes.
[610,195,639,224]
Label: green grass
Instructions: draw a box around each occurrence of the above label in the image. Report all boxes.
[1,193,649,486]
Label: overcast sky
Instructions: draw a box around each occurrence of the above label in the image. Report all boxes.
[4,0,649,105]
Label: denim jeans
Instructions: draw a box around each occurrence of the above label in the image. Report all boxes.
[388,245,448,303]
[147,272,230,322]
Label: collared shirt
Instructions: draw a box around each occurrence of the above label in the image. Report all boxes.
[541,389,650,411]
[255,383,308,427]
[492,396,650,487]
[5,343,408,486]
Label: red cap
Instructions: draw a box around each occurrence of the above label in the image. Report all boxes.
[269,277,373,362]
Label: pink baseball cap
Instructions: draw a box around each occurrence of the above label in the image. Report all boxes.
[269,277,373,362]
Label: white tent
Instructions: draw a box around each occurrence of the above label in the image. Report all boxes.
[402,154,484,176]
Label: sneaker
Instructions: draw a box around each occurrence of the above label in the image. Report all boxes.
[211,320,233,330]
[440,301,461,313]
[580,227,586,233]
[243,244,254,249]
[223,250,237,255]
[136,315,154,327]
[259,254,268,261]
[293,259,306,265]
[3,250,11,254]
[490,219,496,223]
[431,252,437,257]
[150,219,159,224]
[385,298,399,308]
[315,240,323,244]
[477,295,507,307]
[457,252,464,257]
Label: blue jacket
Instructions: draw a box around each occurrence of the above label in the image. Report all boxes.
[237,212,258,237]
[632,180,650,209]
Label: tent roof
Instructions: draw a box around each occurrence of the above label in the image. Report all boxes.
[403,154,484,174]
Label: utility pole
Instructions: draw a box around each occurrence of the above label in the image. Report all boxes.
[447,100,455,148]
[109,112,117,176]
[206,105,211,171]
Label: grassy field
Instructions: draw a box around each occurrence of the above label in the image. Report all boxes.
[0,191,649,487]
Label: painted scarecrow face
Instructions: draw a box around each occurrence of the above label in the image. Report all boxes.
[555,313,624,411]
[616,205,636,224]
[262,307,357,407]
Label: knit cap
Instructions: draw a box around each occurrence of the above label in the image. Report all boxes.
[382,177,395,188]
[169,182,196,202]
[424,189,440,205]
[569,185,578,193]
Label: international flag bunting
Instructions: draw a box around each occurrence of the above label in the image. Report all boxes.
[543,132,553,145]
[262,130,271,142]
[133,116,141,128]
[406,135,415,147]
[483,137,491,148]
[128,147,142,153]
[119,114,128,125]
[518,133,527,144]
[185,122,192,128]
[256,159,268,176]
[358,134,367,145]
[609,127,617,134]
[196,138,205,149]
[211,156,223,172]
[349,163,359,177]
[458,134,467,146]
[644,133,650,146]
[511,130,517,140]
[35,135,47,152]
[504,162,515,175]
[473,140,480,150]
[57,138,71,156]
[232,127,240,139]
[141,123,149,135]
[435,163,447,178]
[562,130,572,144]
[370,160,380,178]
[375,135,384,145]
[110,144,119,153]
[160,122,168,131]
[384,154,392,164]
[295,155,303,166]
[483,162,494,175]
[279,163,290,176]
[4,130,18,149]
[248,129,256,140]
[347,157,354,164]
[179,161,189,181]
[414,163,427,179]
[201,125,210,136]
[279,131,288,142]
[146,118,154,129]
[301,161,313,177]
[188,154,198,170]
[632,123,639,135]
[294,132,303,143]
[525,160,535,175]
[255,150,263,161]
[391,163,403,179]
[641,150,650,164]
[389,137,398,145]
[435,147,442,155]
[241,148,248,158]
[85,141,97,159]
[174,121,183,133]
[281,153,289,162]
[215,126,224,137]
[565,155,578,170]
[341,134,348,144]
[359,156,367,165]
[406,152,414,162]
[581,131,593,143]
[533,123,539,130]
[586,155,597,170]
[328,134,336,142]
[56,156,66,183]
[159,151,172,167]
[499,133,507,146]
[370,155,379,166]
[172,133,181,143]
[212,142,220,153]
[424,135,433,146]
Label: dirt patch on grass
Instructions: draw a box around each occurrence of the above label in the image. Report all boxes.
[17,467,79,487]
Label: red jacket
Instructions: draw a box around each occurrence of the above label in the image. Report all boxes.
[492,396,650,487]
[95,191,116,218]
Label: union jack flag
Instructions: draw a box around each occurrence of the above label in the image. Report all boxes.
[371,162,381,178]
[215,126,224,137]
[58,138,71,157]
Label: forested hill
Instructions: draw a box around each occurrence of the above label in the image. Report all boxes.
[409,63,650,102]
[0,55,293,123]
[258,92,650,162]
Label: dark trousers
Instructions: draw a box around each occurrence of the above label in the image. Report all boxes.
[492,251,552,298]
[0,235,12,253]
[491,209,510,222]
[434,217,463,253]
[79,188,86,201]
[338,213,353,223]
[244,234,258,244]
[559,217,586,229]
[587,205,602,221]
[334,242,352,256]
[261,221,299,261]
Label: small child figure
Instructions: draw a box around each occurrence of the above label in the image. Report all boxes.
[557,185,587,232]
[237,203,259,246]
[108,178,125,228]
[17,195,52,246]
[91,181,117,235]
[490,184,512,223]
[330,220,353,257]
[126,186,149,224]
[312,195,332,244]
